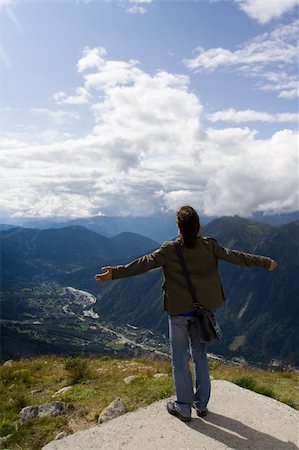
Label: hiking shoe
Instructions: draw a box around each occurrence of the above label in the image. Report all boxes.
[195,407,208,417]
[167,401,191,422]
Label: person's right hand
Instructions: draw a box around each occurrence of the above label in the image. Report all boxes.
[269,260,277,271]
[94,267,113,282]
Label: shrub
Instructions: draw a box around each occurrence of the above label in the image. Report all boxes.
[64,357,90,384]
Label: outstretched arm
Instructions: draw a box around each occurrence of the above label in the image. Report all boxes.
[94,242,169,282]
[212,239,277,270]
[94,255,162,282]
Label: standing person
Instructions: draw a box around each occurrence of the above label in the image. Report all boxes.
[95,205,277,422]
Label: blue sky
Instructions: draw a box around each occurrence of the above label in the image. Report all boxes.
[0,0,298,219]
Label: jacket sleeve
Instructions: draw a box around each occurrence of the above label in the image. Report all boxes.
[211,239,272,269]
[112,242,169,280]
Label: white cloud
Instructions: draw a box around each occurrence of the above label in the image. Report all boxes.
[207,108,298,123]
[126,5,146,14]
[128,0,152,3]
[53,91,67,102]
[255,71,299,99]
[236,0,299,24]
[184,20,299,99]
[31,108,80,125]
[53,86,90,105]
[77,46,107,72]
[1,47,298,219]
[76,0,152,15]
[200,128,298,216]
[123,0,152,14]
[185,21,298,70]
[279,89,298,100]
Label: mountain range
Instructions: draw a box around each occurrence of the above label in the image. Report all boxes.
[1,227,159,287]
[1,216,298,367]
[1,210,298,242]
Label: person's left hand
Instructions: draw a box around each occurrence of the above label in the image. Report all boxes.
[269,260,277,271]
[94,266,113,282]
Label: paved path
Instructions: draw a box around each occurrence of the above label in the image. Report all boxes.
[43,380,299,450]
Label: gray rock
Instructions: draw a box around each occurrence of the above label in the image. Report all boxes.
[0,434,12,443]
[3,359,13,367]
[52,386,72,397]
[123,375,138,384]
[98,397,127,424]
[153,373,168,379]
[19,402,67,424]
[54,431,68,440]
[38,402,67,418]
[19,405,39,424]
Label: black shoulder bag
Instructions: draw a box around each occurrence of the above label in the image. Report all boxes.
[173,241,222,343]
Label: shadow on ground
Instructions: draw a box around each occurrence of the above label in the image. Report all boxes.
[186,412,297,450]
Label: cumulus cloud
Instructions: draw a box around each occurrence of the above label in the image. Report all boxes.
[207,108,298,123]
[184,20,299,99]
[236,0,299,24]
[1,47,298,219]
[77,47,107,72]
[201,128,298,216]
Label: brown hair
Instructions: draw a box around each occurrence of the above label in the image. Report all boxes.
[176,205,200,248]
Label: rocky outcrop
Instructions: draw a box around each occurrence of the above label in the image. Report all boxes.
[19,402,67,424]
[98,398,127,424]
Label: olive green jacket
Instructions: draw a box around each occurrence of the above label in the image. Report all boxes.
[112,237,272,315]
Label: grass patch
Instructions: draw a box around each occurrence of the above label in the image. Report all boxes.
[232,375,275,398]
[0,417,15,438]
[210,362,299,409]
[62,385,99,402]
[2,416,69,450]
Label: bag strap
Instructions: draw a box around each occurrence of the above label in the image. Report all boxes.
[173,241,201,310]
